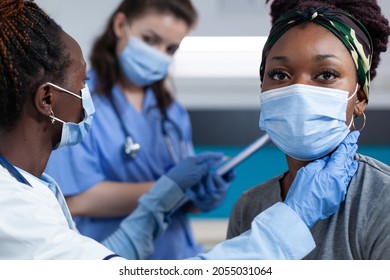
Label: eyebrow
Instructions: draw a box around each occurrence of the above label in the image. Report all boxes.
[314,54,339,61]
[269,56,289,63]
[144,29,181,48]
[144,29,162,41]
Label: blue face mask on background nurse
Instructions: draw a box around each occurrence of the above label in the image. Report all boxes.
[119,25,173,86]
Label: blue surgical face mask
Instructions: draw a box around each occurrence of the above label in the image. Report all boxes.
[47,83,95,149]
[118,36,173,87]
[259,84,357,161]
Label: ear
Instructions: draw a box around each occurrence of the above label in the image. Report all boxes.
[354,88,368,116]
[34,83,55,119]
[113,12,128,38]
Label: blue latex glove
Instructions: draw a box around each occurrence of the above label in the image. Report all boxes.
[284,131,359,228]
[187,170,236,212]
[165,152,224,192]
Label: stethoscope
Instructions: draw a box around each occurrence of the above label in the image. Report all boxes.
[161,116,187,163]
[109,95,187,163]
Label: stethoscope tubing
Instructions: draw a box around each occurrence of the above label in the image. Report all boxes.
[161,116,187,163]
[109,92,186,163]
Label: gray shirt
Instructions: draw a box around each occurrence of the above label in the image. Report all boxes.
[227,154,390,259]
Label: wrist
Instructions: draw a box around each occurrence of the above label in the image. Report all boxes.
[139,175,185,212]
[283,201,313,229]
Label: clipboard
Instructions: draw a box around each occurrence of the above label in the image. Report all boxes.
[216,134,271,176]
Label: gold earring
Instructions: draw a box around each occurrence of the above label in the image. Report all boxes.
[49,109,55,125]
[352,112,366,132]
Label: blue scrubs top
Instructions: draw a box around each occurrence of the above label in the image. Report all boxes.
[45,71,200,259]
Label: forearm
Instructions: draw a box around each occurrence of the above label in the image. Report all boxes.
[101,202,160,260]
[66,181,154,217]
[102,176,185,259]
[191,203,315,260]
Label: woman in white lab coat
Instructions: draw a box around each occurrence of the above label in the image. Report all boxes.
[0,0,220,260]
[0,0,359,260]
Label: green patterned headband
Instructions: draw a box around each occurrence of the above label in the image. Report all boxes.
[260,7,373,100]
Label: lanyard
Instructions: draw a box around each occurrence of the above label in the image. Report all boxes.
[0,156,32,187]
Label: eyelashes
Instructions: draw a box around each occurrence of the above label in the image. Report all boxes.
[314,69,340,80]
[266,69,341,81]
[267,69,290,80]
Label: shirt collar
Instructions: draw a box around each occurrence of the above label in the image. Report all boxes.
[112,85,157,115]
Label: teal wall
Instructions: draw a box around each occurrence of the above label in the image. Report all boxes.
[191,145,390,219]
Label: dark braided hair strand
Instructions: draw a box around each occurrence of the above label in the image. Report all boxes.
[0,0,70,131]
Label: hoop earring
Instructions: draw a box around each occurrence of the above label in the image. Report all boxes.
[49,109,55,125]
[352,112,366,132]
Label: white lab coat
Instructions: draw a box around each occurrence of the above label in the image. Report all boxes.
[0,165,120,260]
[0,163,315,260]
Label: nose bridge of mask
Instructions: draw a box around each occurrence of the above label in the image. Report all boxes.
[81,84,95,117]
[131,37,172,64]
[260,84,349,120]
[123,23,172,64]
[260,84,349,103]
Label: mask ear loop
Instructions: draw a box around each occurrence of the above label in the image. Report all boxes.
[49,109,56,125]
[347,84,359,101]
[49,109,66,125]
[347,84,363,129]
[349,84,367,131]
[124,22,131,40]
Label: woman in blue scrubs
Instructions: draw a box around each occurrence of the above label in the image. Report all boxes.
[45,0,229,259]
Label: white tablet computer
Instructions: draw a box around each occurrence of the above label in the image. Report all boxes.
[216,134,271,176]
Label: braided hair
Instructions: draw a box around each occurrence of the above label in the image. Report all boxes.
[0,0,70,131]
[265,0,390,81]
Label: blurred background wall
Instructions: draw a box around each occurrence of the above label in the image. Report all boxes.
[36,0,390,248]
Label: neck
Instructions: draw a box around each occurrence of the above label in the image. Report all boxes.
[280,155,310,200]
[118,76,146,112]
[118,74,144,94]
[0,119,53,178]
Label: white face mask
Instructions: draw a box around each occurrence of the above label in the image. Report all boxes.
[46,83,95,149]
[259,84,357,161]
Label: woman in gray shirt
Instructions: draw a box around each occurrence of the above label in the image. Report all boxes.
[228,0,390,259]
